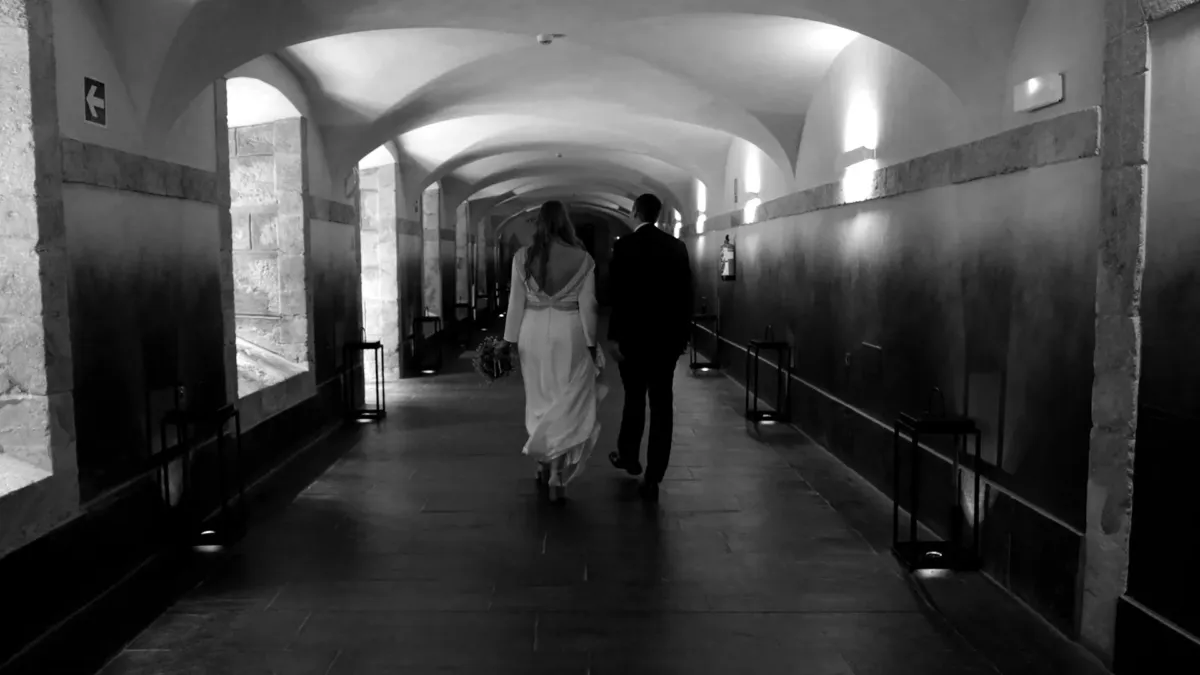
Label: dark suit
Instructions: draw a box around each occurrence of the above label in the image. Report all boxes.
[608,223,693,484]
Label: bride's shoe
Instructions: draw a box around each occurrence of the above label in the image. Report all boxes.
[547,472,566,503]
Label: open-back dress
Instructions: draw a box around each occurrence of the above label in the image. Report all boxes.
[503,246,606,486]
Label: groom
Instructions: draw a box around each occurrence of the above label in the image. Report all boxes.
[607,193,693,499]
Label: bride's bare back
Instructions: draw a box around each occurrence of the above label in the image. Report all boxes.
[531,240,589,296]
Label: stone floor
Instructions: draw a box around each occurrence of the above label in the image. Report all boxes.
[95,350,1006,674]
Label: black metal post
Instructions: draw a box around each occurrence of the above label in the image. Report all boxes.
[892,426,901,547]
[744,345,751,415]
[909,429,920,548]
[231,408,247,527]
[972,429,982,556]
[891,409,983,572]
[690,314,719,371]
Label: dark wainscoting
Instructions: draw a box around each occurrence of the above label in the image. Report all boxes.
[692,325,1085,637]
[0,374,354,675]
[1114,596,1200,672]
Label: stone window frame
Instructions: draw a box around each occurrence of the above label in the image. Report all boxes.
[1079,0,1185,663]
[216,78,317,430]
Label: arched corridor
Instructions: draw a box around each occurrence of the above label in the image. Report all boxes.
[0,1,1195,673]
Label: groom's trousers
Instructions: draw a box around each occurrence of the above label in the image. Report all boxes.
[617,351,678,484]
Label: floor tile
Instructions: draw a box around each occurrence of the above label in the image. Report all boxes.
[96,349,998,674]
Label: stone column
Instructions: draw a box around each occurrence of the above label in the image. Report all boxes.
[476,220,487,310]
[214,78,236,404]
[397,211,423,374]
[359,165,401,378]
[1080,0,1152,661]
[274,118,311,366]
[421,184,442,319]
[0,0,78,548]
[455,201,469,308]
[487,216,501,306]
[440,213,456,325]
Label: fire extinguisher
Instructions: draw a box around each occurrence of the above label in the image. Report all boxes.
[719,235,736,281]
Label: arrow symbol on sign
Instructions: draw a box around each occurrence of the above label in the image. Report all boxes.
[86,85,105,119]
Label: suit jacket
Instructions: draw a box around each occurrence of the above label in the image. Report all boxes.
[608,224,693,356]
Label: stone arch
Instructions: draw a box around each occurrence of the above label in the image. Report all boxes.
[327,42,794,181]
[225,77,301,128]
[457,160,687,212]
[420,137,712,195]
[140,2,1024,152]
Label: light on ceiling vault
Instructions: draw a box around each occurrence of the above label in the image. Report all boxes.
[743,153,763,224]
[843,92,878,154]
[839,92,881,204]
[694,179,708,234]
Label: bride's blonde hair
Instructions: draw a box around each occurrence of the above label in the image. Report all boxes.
[526,201,583,289]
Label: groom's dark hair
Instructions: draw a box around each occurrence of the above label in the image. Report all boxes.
[633,193,662,225]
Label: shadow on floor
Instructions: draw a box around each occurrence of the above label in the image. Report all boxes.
[40,316,1110,675]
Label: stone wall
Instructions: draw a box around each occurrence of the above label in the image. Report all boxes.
[1094,0,1200,669]
[0,0,79,552]
[310,216,362,387]
[455,202,469,309]
[486,219,499,308]
[359,166,401,377]
[440,223,457,324]
[228,119,310,376]
[421,184,442,319]
[686,108,1101,639]
[398,217,423,360]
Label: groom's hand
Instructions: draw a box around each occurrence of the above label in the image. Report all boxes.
[608,341,625,363]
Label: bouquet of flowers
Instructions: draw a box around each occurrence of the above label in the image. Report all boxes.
[473,335,515,384]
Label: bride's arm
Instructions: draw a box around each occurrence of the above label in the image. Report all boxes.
[580,260,598,351]
[503,253,525,344]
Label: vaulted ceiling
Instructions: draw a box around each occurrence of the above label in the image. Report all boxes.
[103,0,1028,218]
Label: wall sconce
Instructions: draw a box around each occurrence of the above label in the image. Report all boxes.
[745,157,761,196]
[1013,73,1064,113]
[743,196,762,224]
[673,209,683,238]
[696,213,707,234]
[836,145,877,174]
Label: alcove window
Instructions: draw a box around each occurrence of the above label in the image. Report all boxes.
[225,77,312,398]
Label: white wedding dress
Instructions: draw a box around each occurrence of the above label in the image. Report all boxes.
[503,247,607,487]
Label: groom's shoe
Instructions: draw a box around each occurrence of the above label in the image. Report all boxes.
[608,451,643,476]
[638,480,659,502]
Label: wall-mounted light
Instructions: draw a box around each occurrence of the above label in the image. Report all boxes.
[673,209,683,238]
[743,197,763,224]
[838,92,881,203]
[844,92,879,155]
[836,145,877,174]
[841,159,879,204]
[1013,73,1064,113]
[744,156,761,196]
[696,214,707,234]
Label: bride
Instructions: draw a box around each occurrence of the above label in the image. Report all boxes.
[499,200,606,502]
